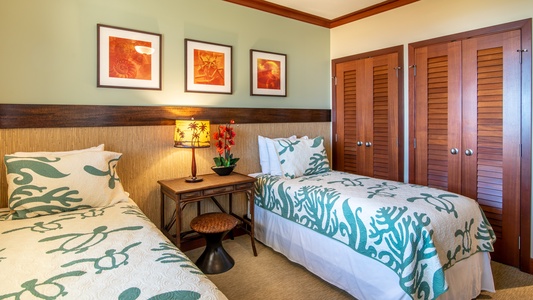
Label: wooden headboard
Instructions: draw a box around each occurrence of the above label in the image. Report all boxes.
[0,104,331,229]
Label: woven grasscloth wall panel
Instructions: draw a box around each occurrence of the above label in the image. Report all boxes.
[0,123,331,229]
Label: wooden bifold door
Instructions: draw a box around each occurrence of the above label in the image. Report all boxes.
[332,46,403,182]
[410,22,530,268]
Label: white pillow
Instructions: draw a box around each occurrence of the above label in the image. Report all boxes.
[257,136,270,174]
[266,138,283,175]
[13,144,105,156]
[258,135,301,175]
[274,136,330,179]
[4,149,129,219]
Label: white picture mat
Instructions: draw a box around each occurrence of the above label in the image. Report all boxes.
[98,25,161,89]
[251,50,286,96]
[185,39,232,94]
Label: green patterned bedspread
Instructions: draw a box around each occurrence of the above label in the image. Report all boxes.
[254,171,495,300]
[0,199,227,300]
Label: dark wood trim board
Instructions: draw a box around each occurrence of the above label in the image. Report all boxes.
[0,104,331,128]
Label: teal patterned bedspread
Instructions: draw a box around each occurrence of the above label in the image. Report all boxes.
[0,199,226,300]
[254,171,495,300]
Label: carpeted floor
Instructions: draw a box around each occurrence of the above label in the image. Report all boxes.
[185,235,533,300]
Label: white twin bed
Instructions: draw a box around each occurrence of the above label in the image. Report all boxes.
[0,145,226,300]
[252,135,496,300]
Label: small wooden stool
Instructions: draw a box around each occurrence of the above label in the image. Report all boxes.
[190,212,239,274]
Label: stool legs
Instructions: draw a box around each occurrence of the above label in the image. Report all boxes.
[195,230,234,274]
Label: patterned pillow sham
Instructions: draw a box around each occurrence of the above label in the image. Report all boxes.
[273,136,330,179]
[4,150,129,219]
[258,135,308,175]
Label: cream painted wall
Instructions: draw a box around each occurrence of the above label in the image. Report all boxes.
[0,0,330,109]
[330,0,533,257]
[331,0,532,58]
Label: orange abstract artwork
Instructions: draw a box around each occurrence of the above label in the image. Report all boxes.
[109,37,152,80]
[193,50,225,86]
[257,59,281,90]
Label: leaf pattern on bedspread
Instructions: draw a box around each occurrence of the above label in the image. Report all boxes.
[0,201,226,299]
[0,271,86,300]
[62,206,112,219]
[254,172,496,300]
[123,205,151,221]
[407,193,459,218]
[2,216,76,234]
[294,186,340,237]
[1,206,114,235]
[152,242,204,275]
[39,225,143,254]
[368,206,442,299]
[61,242,142,274]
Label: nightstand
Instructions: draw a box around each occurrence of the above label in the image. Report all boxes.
[158,172,257,256]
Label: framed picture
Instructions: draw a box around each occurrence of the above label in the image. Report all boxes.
[97,24,162,90]
[185,39,232,94]
[250,49,287,97]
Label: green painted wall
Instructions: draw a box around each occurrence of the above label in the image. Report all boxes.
[0,0,330,109]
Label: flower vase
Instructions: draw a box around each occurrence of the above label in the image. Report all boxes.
[211,165,235,176]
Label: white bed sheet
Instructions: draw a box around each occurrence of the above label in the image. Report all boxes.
[255,204,495,300]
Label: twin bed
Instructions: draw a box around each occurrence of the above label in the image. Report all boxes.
[252,136,496,299]
[0,145,226,299]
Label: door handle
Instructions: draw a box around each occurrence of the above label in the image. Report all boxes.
[465,149,474,156]
[450,148,459,155]
[357,141,363,146]
[365,142,372,147]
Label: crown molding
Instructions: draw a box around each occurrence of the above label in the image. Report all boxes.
[224,0,418,28]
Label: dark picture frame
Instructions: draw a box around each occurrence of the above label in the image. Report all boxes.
[185,39,232,94]
[97,24,162,90]
[250,49,287,97]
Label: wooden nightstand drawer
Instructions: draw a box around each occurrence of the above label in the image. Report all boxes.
[181,191,203,200]
[236,182,254,191]
[204,185,234,196]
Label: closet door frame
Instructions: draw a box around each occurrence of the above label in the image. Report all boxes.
[408,18,532,273]
[332,45,404,181]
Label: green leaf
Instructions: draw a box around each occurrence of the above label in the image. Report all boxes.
[5,156,69,185]
[213,157,223,166]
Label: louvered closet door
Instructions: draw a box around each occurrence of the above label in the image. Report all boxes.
[372,53,400,180]
[334,60,361,174]
[357,58,373,176]
[334,53,400,180]
[413,31,521,266]
[461,30,521,266]
[413,41,462,193]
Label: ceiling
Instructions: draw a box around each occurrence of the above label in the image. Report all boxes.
[266,0,387,20]
[224,0,419,28]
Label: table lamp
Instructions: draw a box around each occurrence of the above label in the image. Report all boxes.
[174,119,210,182]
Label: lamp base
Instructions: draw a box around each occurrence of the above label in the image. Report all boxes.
[185,177,203,183]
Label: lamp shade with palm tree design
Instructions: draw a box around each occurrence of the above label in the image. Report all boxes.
[174,119,210,182]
